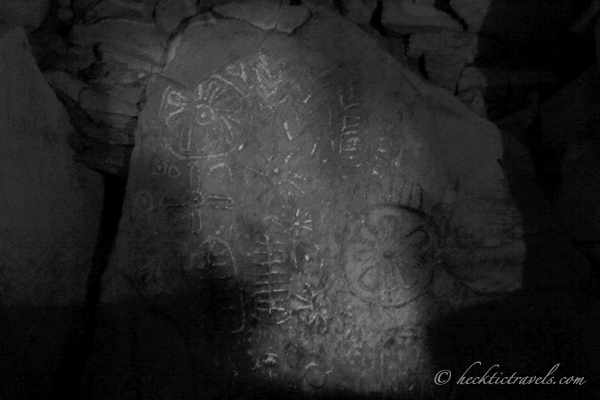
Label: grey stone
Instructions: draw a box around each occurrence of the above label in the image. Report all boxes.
[382,0,463,34]
[81,0,155,22]
[343,0,379,26]
[456,88,487,117]
[214,0,280,30]
[276,5,311,34]
[85,59,152,87]
[0,26,103,306]
[74,143,133,178]
[407,32,478,64]
[97,43,163,74]
[56,6,74,23]
[71,19,168,64]
[407,32,478,92]
[87,110,139,137]
[95,3,523,396]
[448,0,489,32]
[57,92,136,145]
[155,0,196,33]
[540,66,600,143]
[79,85,145,116]
[45,45,96,75]
[43,70,88,102]
[0,0,50,30]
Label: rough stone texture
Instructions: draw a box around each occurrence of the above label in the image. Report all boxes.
[87,5,524,397]
[58,92,136,146]
[80,0,156,22]
[540,66,600,143]
[408,32,478,64]
[70,19,168,64]
[87,110,138,141]
[382,0,463,34]
[97,43,160,72]
[343,0,378,26]
[74,143,133,178]
[79,85,145,116]
[0,27,103,306]
[448,0,489,32]
[43,70,89,102]
[155,0,197,33]
[0,0,50,30]
[407,32,478,92]
[214,0,280,30]
[554,139,600,242]
[276,5,311,34]
[45,45,96,75]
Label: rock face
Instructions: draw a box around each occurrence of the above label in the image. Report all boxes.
[407,31,478,92]
[382,0,463,34]
[92,4,523,397]
[0,0,50,30]
[0,26,103,306]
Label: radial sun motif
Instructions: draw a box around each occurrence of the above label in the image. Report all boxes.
[343,206,433,307]
[159,76,247,159]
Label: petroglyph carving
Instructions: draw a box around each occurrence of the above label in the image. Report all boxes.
[225,62,249,84]
[293,242,323,273]
[247,146,312,198]
[342,206,434,307]
[151,158,182,179]
[159,75,247,159]
[262,194,314,239]
[166,208,201,234]
[251,235,291,324]
[134,190,154,212]
[333,85,363,164]
[290,283,330,335]
[158,191,234,233]
[188,236,237,278]
[204,195,233,210]
[253,51,285,103]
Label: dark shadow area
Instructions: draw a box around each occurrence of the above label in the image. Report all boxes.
[427,1,600,399]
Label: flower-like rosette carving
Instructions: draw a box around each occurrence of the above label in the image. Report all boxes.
[159,75,247,159]
[342,206,434,307]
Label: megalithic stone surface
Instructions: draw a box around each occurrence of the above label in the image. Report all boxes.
[70,19,168,64]
[0,0,50,31]
[382,0,463,34]
[0,26,103,306]
[96,4,523,397]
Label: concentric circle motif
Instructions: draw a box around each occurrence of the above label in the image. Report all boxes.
[159,76,247,159]
[342,206,434,307]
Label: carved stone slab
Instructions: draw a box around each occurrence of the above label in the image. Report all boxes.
[98,3,523,397]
